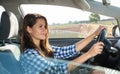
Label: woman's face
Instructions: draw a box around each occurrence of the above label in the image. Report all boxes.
[27,18,47,41]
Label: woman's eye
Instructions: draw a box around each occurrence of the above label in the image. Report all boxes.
[39,26,42,27]
[39,25,46,29]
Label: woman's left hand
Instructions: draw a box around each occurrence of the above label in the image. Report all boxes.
[94,25,106,36]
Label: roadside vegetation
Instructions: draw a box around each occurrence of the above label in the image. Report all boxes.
[49,19,116,38]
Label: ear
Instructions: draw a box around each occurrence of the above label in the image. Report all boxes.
[27,26,32,33]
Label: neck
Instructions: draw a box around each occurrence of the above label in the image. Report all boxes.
[32,38,40,49]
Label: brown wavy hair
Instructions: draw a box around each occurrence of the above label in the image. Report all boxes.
[20,13,53,57]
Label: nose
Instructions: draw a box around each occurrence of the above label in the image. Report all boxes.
[42,26,46,30]
[42,26,47,32]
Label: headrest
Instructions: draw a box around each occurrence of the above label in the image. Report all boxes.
[0,11,19,40]
[112,25,120,37]
[0,6,5,28]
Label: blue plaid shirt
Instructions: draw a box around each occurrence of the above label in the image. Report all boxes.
[20,44,77,74]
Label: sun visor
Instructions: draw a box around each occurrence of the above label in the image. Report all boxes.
[74,0,90,10]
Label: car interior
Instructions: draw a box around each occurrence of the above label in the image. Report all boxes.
[0,0,120,74]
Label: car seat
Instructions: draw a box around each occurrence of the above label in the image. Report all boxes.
[0,11,24,74]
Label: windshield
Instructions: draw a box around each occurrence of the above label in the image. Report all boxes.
[19,4,116,38]
[1,0,120,74]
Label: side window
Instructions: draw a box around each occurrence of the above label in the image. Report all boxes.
[19,4,116,38]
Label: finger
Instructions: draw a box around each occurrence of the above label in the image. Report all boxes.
[98,50,103,54]
[98,47,103,54]
[98,42,104,46]
[96,49,103,54]
[99,46,104,50]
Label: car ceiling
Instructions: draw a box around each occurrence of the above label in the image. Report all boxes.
[1,0,120,24]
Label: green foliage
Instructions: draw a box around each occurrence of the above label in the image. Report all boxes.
[89,13,100,23]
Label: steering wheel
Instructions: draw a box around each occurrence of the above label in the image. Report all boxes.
[94,29,120,69]
[96,29,119,56]
[96,29,112,53]
[87,29,112,64]
[89,29,111,66]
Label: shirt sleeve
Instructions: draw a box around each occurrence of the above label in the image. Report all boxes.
[51,44,78,59]
[20,49,68,74]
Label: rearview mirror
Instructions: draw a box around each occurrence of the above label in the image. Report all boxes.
[112,25,120,37]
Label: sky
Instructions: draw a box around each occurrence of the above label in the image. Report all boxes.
[21,0,120,24]
[22,5,93,24]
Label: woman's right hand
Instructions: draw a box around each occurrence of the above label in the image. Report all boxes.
[86,42,104,58]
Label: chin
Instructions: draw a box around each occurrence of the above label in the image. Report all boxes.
[41,37,46,40]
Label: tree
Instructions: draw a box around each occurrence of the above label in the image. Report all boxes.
[89,13,100,23]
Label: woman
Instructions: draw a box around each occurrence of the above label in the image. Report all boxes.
[20,13,105,74]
